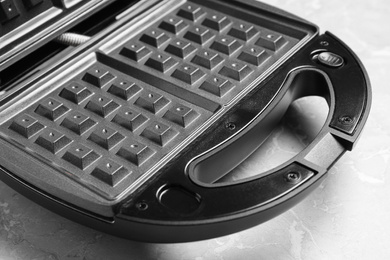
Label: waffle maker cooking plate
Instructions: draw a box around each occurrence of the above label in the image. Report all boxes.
[0,0,371,242]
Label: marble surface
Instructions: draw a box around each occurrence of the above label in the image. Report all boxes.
[1,0,390,259]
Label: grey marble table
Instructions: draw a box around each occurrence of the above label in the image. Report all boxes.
[1,0,389,259]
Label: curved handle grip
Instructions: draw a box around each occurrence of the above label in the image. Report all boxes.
[116,32,371,242]
[187,67,333,185]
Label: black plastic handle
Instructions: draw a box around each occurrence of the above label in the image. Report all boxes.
[114,32,371,242]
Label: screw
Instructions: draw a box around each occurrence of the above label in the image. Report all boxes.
[339,115,354,125]
[285,171,301,183]
[225,122,236,130]
[136,202,148,211]
[320,41,329,46]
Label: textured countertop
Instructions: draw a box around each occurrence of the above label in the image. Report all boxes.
[1,0,389,259]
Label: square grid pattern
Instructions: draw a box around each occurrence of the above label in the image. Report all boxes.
[0,1,299,199]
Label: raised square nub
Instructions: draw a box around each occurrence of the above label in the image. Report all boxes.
[237,46,270,66]
[135,91,169,114]
[35,98,69,121]
[0,0,19,24]
[35,128,71,154]
[200,76,234,97]
[59,83,92,104]
[108,79,142,101]
[159,16,187,34]
[141,121,178,146]
[228,23,258,41]
[88,125,125,150]
[61,111,96,135]
[171,63,205,85]
[82,67,116,88]
[9,114,44,138]
[219,62,253,81]
[63,144,100,170]
[255,33,287,51]
[116,140,155,166]
[112,108,148,132]
[91,159,130,187]
[145,53,178,73]
[140,29,170,48]
[202,13,231,32]
[177,4,205,21]
[120,43,151,62]
[85,95,119,117]
[163,104,199,127]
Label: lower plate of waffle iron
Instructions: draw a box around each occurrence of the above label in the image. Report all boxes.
[0,0,371,242]
[0,0,314,202]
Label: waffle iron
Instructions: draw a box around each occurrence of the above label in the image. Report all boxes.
[0,0,371,242]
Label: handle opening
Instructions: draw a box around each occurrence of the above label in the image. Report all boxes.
[217,95,328,184]
[188,69,332,186]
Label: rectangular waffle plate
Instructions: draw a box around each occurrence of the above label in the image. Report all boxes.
[0,0,315,206]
